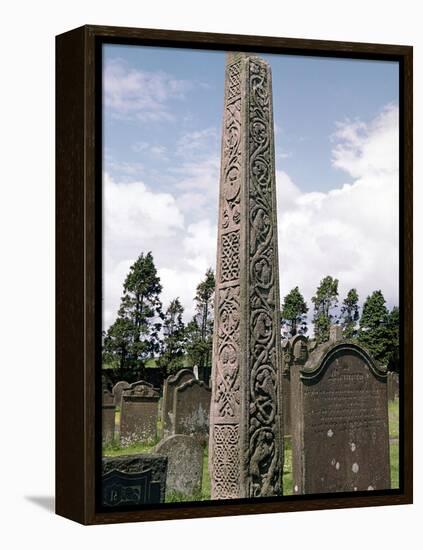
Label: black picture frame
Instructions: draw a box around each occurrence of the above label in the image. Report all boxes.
[56,24,413,525]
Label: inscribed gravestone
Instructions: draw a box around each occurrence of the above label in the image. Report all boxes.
[162,369,195,437]
[112,381,130,409]
[102,390,115,444]
[154,435,204,497]
[102,454,167,506]
[209,52,283,499]
[291,337,390,494]
[120,381,160,446]
[174,379,211,439]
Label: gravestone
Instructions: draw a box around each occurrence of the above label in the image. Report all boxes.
[209,52,283,499]
[162,369,195,437]
[154,435,204,498]
[281,340,292,436]
[120,381,160,446]
[173,379,211,440]
[291,331,390,495]
[112,381,130,409]
[282,335,309,437]
[387,371,399,401]
[102,454,167,507]
[102,390,115,444]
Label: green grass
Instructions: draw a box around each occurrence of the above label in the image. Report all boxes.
[282,437,293,496]
[389,398,399,488]
[390,441,399,489]
[103,440,156,457]
[104,399,400,498]
[388,399,399,439]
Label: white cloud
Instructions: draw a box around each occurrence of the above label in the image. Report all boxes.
[103,105,399,337]
[103,174,217,329]
[104,58,192,122]
[176,127,218,157]
[103,173,185,327]
[277,104,399,322]
[171,156,221,220]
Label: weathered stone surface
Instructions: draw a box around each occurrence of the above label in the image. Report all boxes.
[282,335,309,436]
[102,454,167,507]
[174,379,211,439]
[154,435,204,497]
[209,53,283,499]
[162,369,195,437]
[112,381,130,409]
[102,390,115,444]
[119,381,160,445]
[387,371,399,401]
[291,338,390,494]
[281,340,292,436]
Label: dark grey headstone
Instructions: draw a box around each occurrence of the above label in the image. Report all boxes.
[281,340,292,436]
[119,381,160,445]
[162,369,195,437]
[112,381,131,409]
[173,379,211,440]
[102,454,167,507]
[291,338,390,494]
[102,390,115,444]
[154,435,204,497]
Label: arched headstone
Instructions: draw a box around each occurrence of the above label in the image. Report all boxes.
[161,369,195,437]
[291,338,390,494]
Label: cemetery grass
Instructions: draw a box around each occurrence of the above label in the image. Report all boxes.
[103,399,399,500]
[389,398,399,489]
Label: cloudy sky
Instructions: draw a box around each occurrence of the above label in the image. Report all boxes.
[102,44,399,332]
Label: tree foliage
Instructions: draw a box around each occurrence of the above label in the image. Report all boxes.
[281,286,308,338]
[102,252,163,380]
[311,276,339,343]
[185,268,215,372]
[358,290,399,369]
[157,298,186,375]
[340,288,360,339]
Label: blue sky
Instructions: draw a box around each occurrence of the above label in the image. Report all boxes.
[102,44,399,332]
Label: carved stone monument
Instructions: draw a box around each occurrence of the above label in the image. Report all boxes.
[154,435,204,498]
[209,52,283,499]
[102,454,167,506]
[291,335,390,494]
[161,369,195,437]
[173,379,211,439]
[102,389,115,444]
[119,381,160,445]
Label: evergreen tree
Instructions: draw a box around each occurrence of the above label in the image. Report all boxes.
[157,298,186,375]
[340,288,360,339]
[103,252,163,379]
[358,290,399,368]
[186,268,215,373]
[281,286,308,338]
[312,276,339,343]
[102,317,133,378]
[385,306,400,372]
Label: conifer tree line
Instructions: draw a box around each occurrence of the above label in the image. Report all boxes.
[281,276,399,372]
[102,252,215,381]
[103,253,400,381]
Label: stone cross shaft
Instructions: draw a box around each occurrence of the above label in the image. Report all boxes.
[209,52,283,499]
